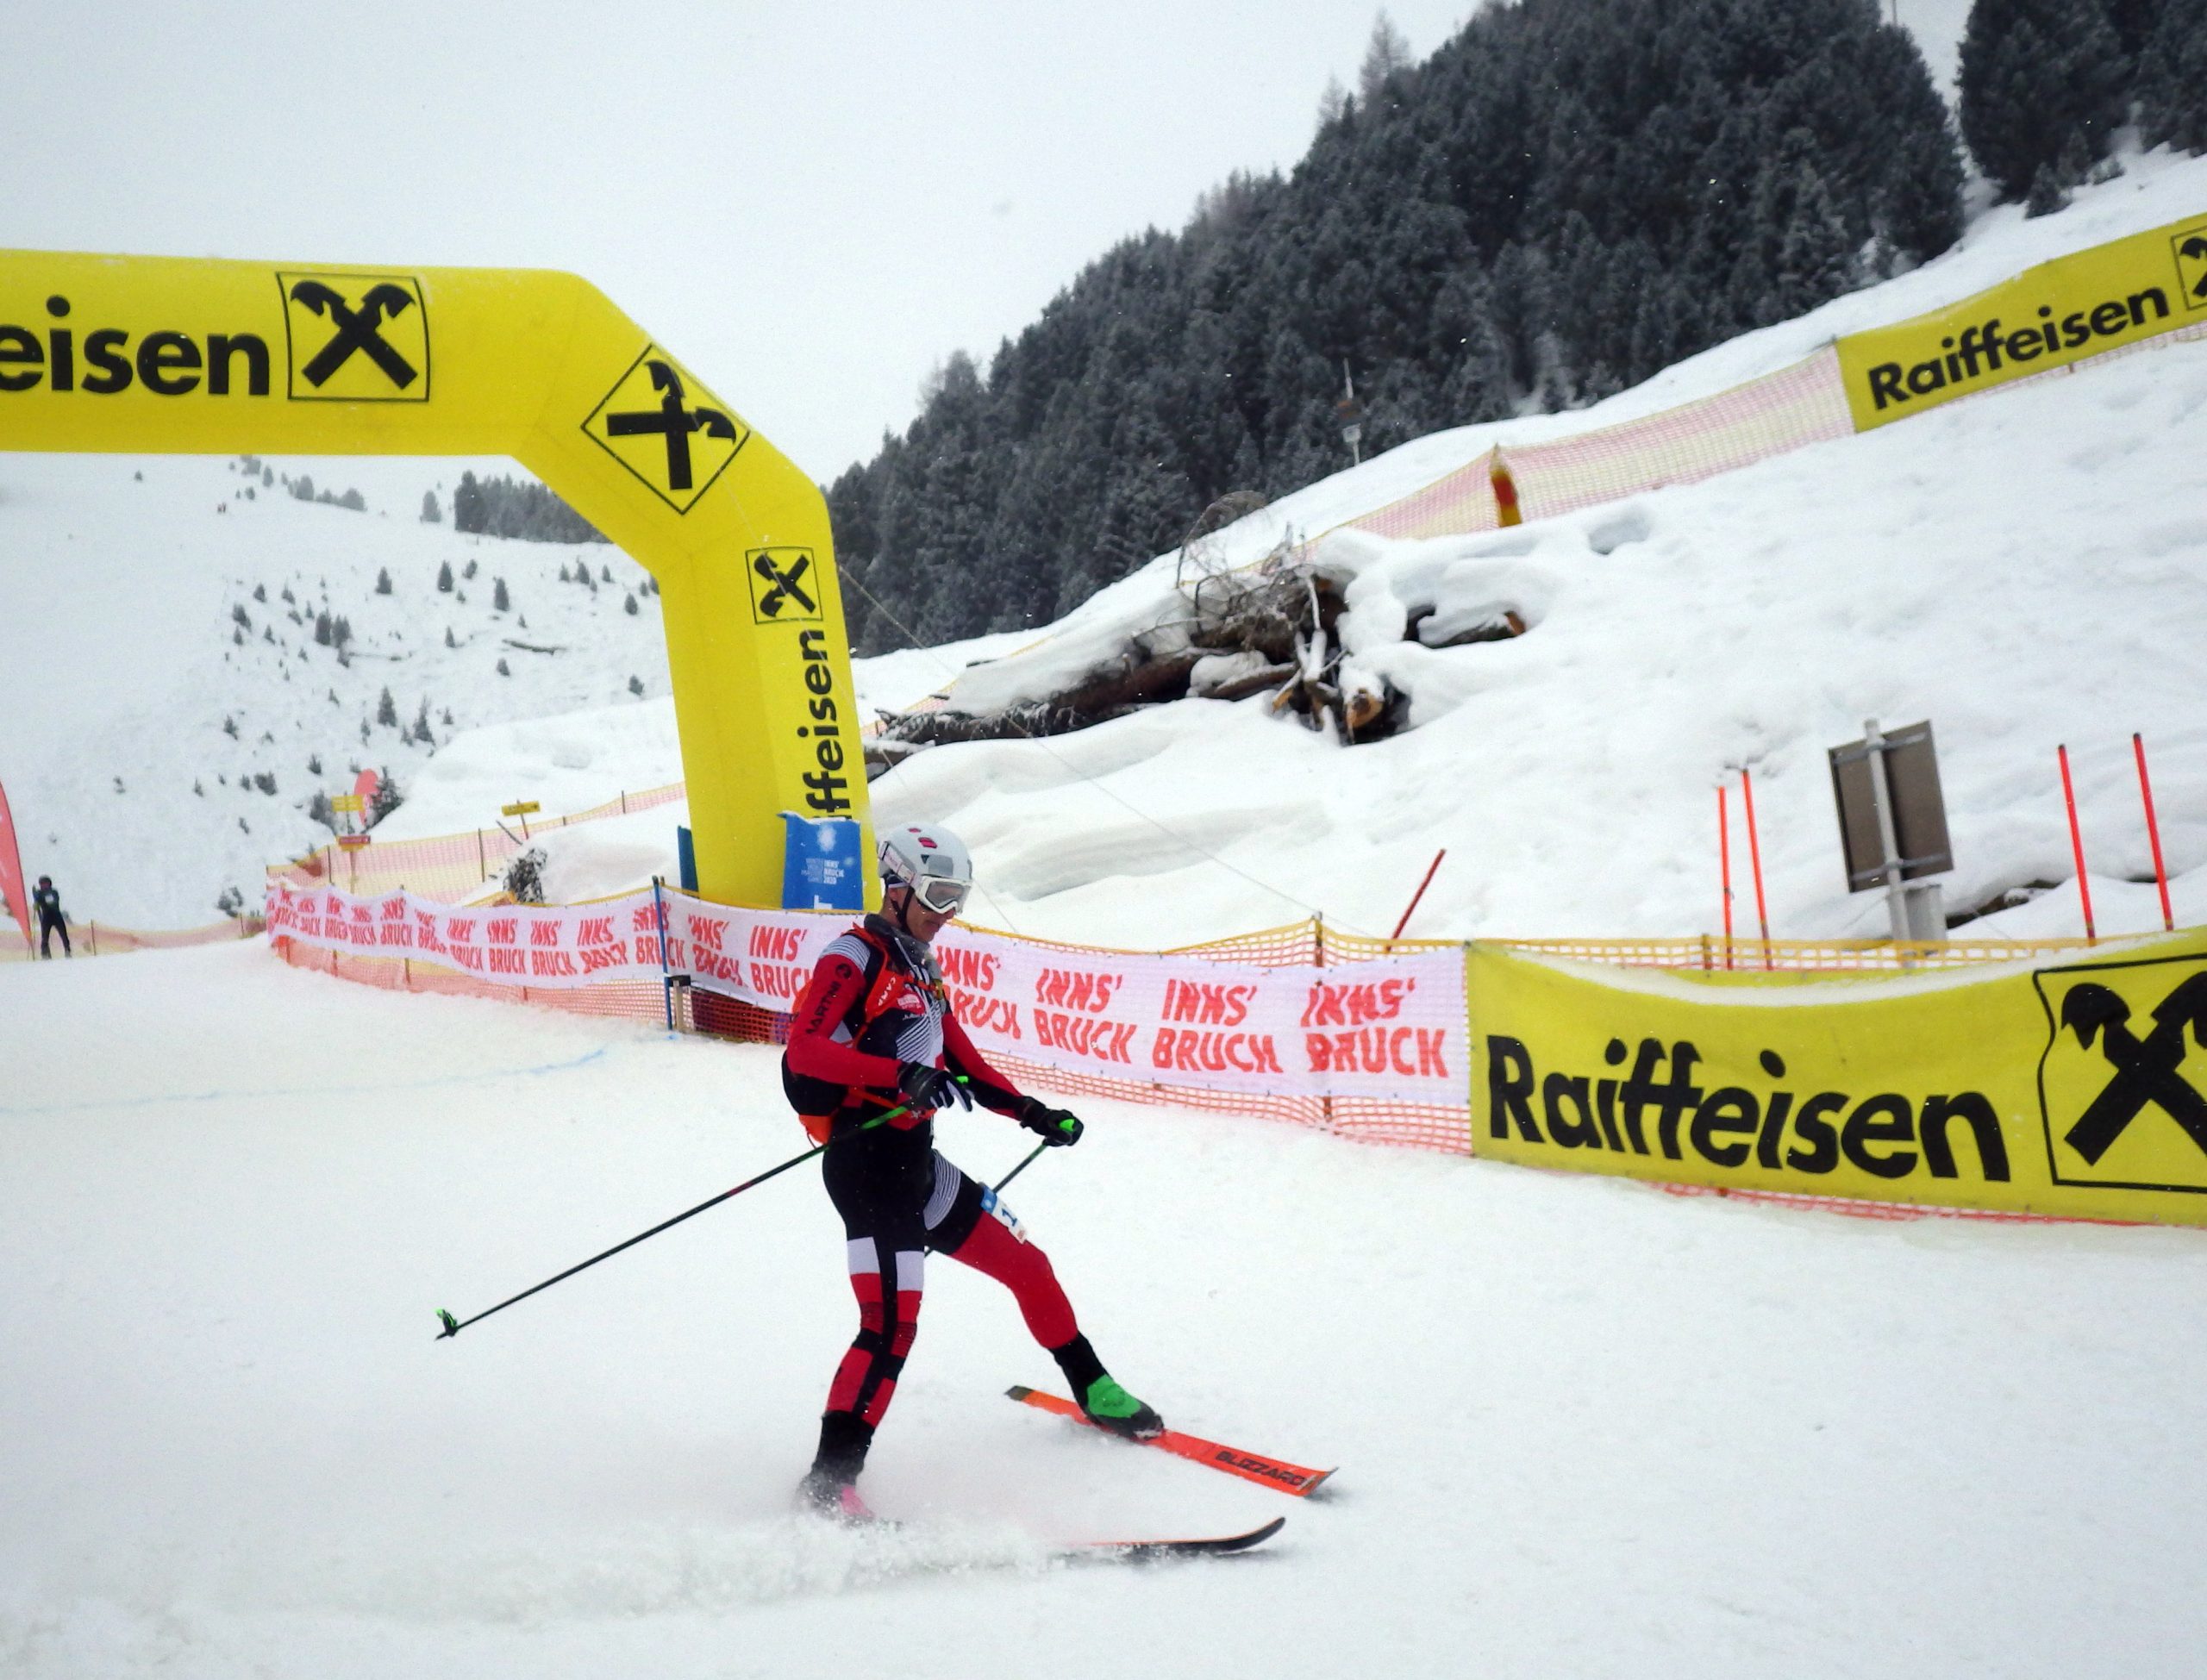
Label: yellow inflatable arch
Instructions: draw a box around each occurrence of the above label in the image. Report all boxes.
[0,251,870,909]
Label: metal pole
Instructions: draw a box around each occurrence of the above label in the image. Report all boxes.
[1390,849,1447,940]
[653,876,675,1031]
[1862,719,1912,951]
[1717,784,1735,968]
[2134,733,2175,934]
[1740,767,1772,964]
[2059,744,2097,942]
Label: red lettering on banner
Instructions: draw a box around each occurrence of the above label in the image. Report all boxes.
[487,918,518,946]
[580,943,626,974]
[1160,977,1255,1026]
[445,917,477,946]
[380,898,406,922]
[1153,1028,1284,1075]
[413,910,447,955]
[748,924,803,960]
[378,918,410,948]
[631,903,661,934]
[489,947,527,974]
[1304,1025,1446,1077]
[529,948,578,977]
[692,949,741,985]
[747,960,807,1000]
[1299,977,1412,1028]
[450,946,486,971]
[529,919,562,948]
[691,916,727,954]
[938,946,999,991]
[1035,967,1122,1013]
[577,915,615,946]
[1034,1007,1135,1063]
[953,990,1022,1040]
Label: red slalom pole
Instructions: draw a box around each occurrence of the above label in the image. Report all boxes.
[1390,847,1447,940]
[2058,745,2096,942]
[1740,767,1772,966]
[2134,734,2175,934]
[1718,784,1735,968]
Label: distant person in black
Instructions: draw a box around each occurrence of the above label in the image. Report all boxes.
[33,875,69,959]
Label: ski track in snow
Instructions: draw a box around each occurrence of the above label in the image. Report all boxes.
[3,940,2205,1677]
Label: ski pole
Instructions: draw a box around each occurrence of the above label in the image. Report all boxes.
[994,1138,1052,1193]
[434,1082,960,1340]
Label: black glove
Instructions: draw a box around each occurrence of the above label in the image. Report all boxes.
[897,1061,970,1112]
[1018,1096,1085,1146]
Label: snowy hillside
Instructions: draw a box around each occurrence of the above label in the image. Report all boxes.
[0,454,666,927]
[5,149,2207,948]
[196,144,2207,955]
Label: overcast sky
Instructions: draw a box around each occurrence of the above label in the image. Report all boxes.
[4,2,1487,483]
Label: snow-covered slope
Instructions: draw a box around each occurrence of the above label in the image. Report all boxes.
[0,455,666,927]
[3,940,2202,1679]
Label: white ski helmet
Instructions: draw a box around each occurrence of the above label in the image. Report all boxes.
[878,821,973,915]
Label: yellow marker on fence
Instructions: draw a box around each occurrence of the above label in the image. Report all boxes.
[502,800,541,840]
[0,249,874,909]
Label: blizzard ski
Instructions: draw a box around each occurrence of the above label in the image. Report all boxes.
[1007,1386,1336,1497]
[1062,1514,1285,1563]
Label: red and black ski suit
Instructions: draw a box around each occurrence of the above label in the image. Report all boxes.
[781,914,1107,1479]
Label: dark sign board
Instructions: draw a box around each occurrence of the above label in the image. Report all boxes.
[1829,720,1953,893]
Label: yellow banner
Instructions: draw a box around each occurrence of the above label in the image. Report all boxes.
[1836,215,2207,430]
[0,251,871,908]
[1468,929,2207,1225]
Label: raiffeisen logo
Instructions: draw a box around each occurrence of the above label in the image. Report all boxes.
[794,627,853,815]
[1485,1034,2011,1183]
[1862,284,2173,411]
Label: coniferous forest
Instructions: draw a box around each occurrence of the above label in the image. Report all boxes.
[825,0,2203,654]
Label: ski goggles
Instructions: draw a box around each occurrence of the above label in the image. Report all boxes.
[910,874,971,916]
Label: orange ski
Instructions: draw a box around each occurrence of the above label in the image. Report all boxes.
[1006,1386,1336,1497]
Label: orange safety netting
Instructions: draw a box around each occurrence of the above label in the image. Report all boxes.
[266,890,2143,1227]
[1345,347,1855,543]
[266,782,686,903]
[1491,932,2100,974]
[0,915,266,961]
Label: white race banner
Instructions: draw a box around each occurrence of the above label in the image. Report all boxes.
[268,884,1467,1105]
[664,896,1466,1106]
[265,881,667,988]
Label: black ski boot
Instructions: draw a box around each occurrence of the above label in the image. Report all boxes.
[796,1411,878,1523]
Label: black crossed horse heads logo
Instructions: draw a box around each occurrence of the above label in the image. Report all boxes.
[2058,974,2207,1165]
[752,550,816,619]
[2179,233,2207,308]
[288,280,419,390]
[604,360,736,493]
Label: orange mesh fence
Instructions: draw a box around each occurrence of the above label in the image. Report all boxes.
[1491,932,2101,975]
[266,780,686,902]
[1344,348,1854,544]
[266,890,2155,1228]
[1,914,264,960]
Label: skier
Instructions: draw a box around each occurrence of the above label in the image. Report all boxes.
[32,875,69,959]
[783,821,1162,1520]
